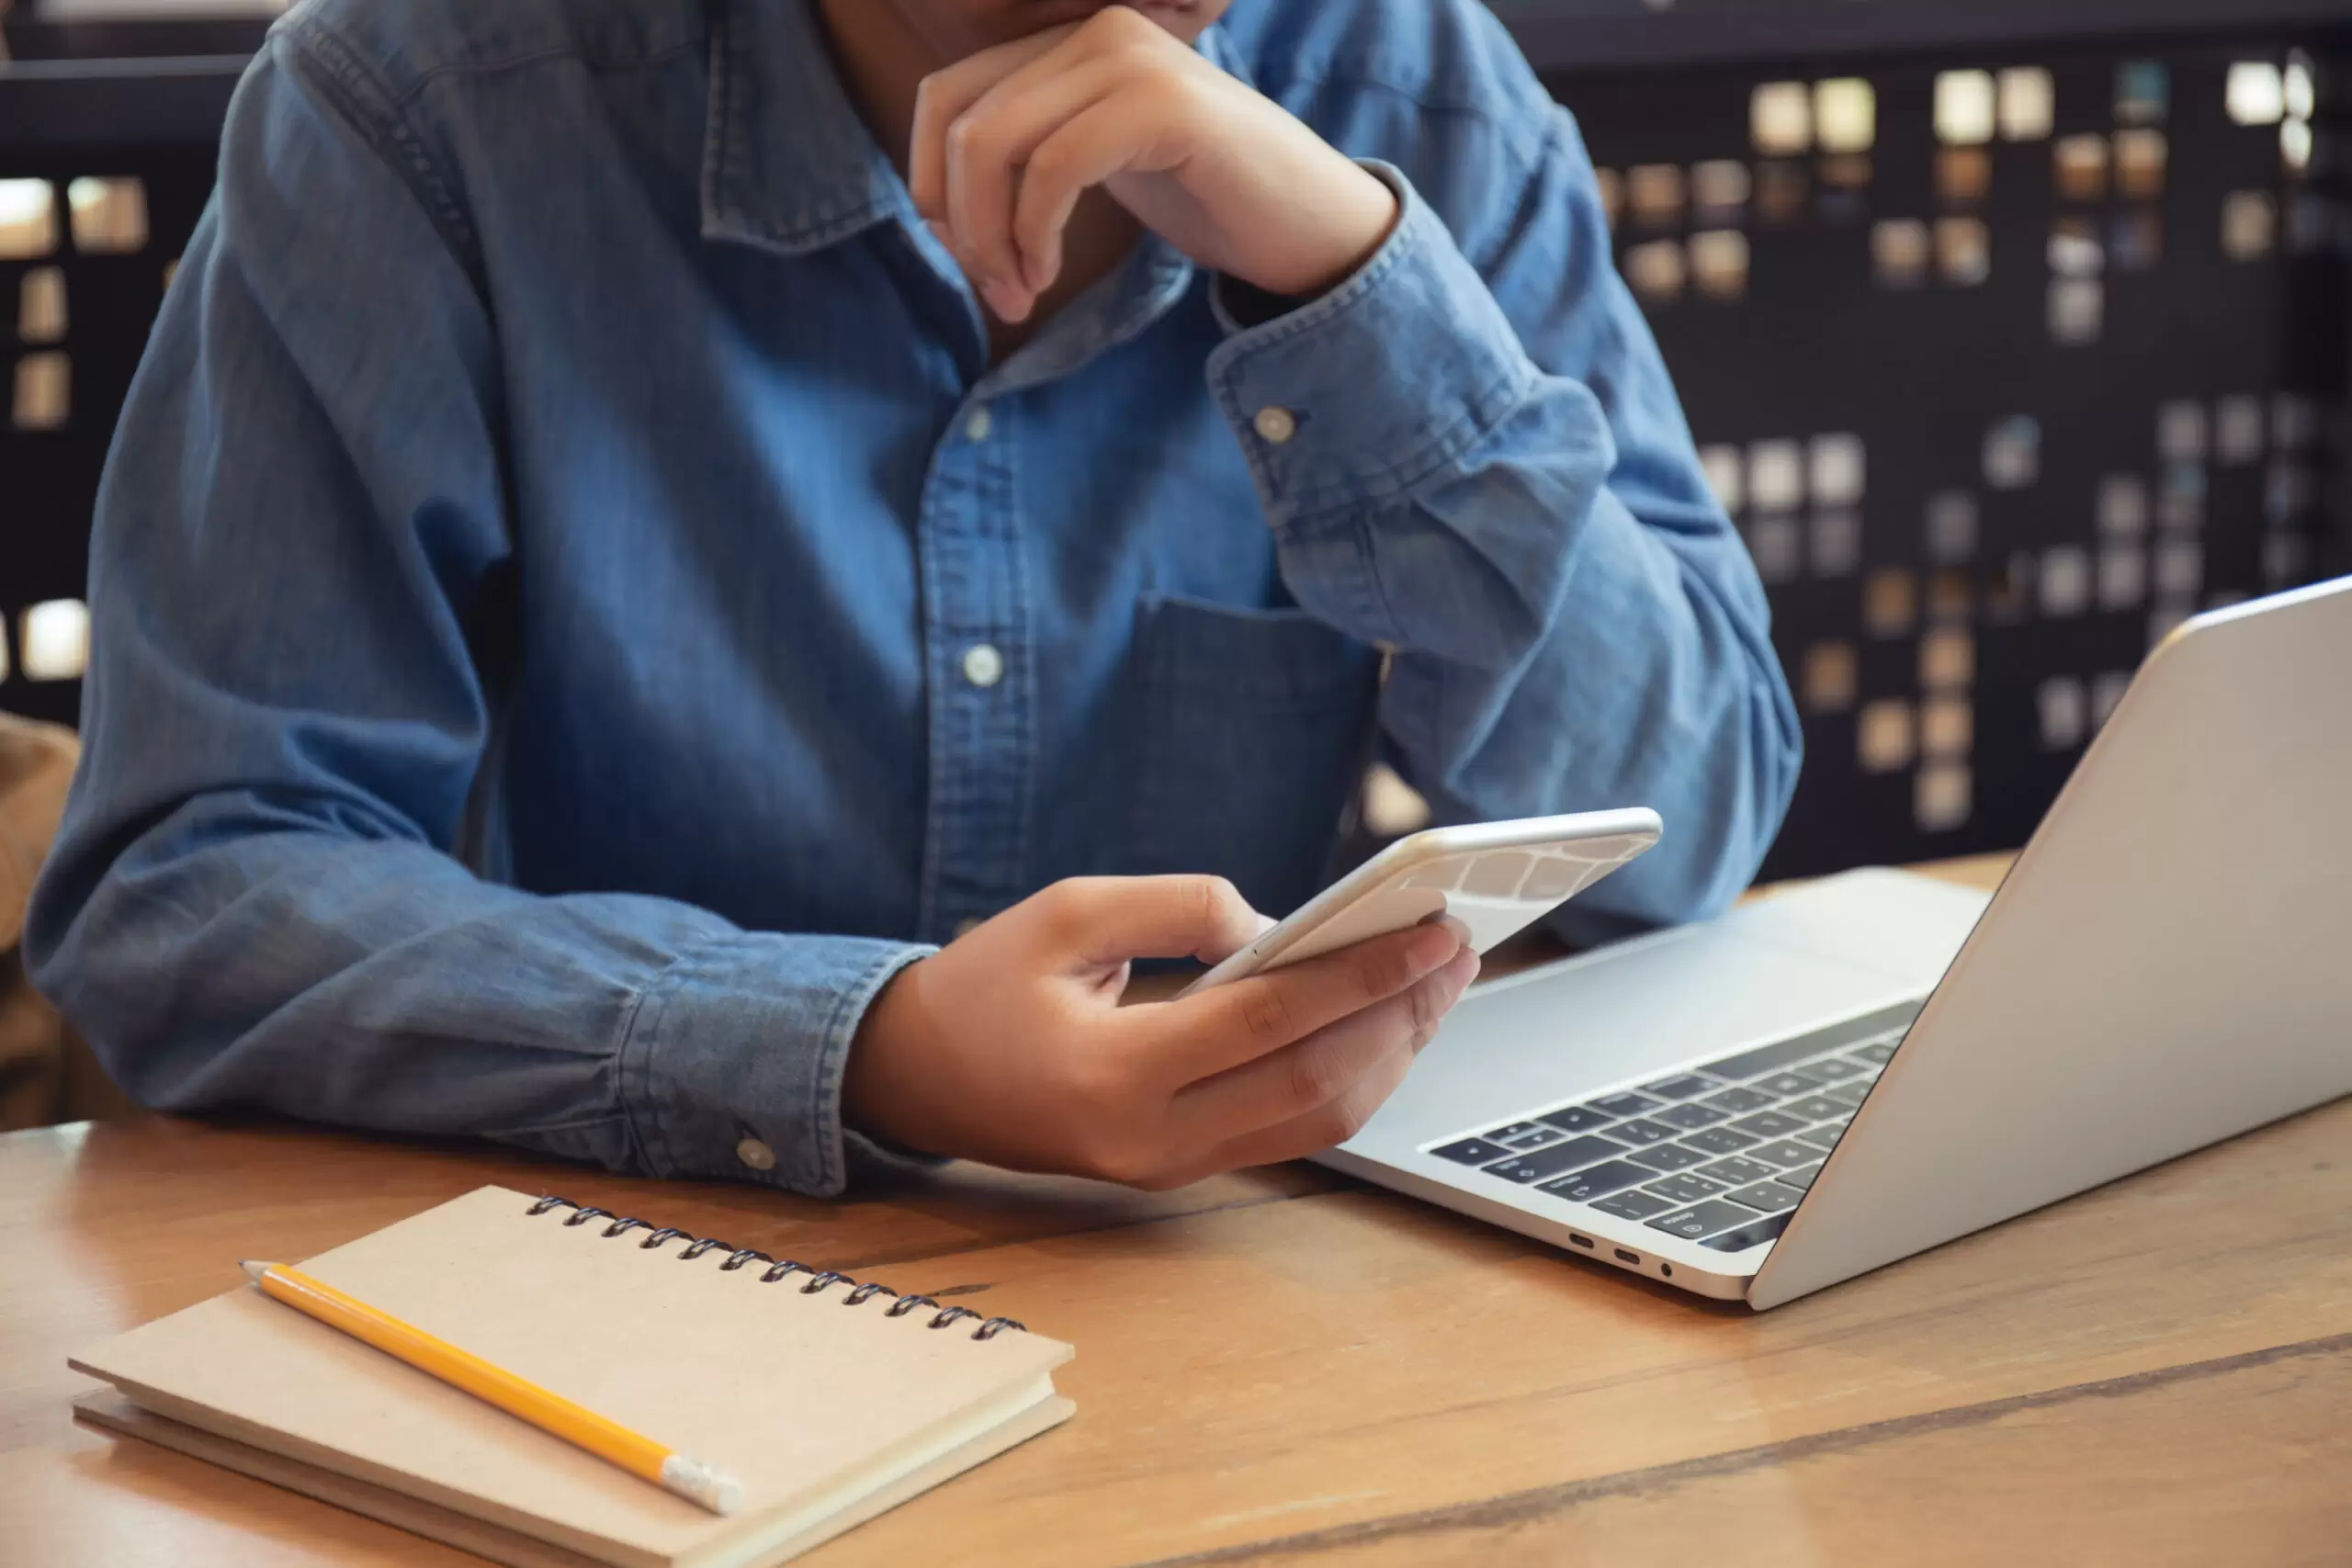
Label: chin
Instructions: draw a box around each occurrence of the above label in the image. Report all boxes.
[986,0,1227,47]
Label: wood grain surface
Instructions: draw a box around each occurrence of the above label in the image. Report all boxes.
[6,854,2347,1567]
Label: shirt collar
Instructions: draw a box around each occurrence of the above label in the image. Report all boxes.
[700,0,1257,258]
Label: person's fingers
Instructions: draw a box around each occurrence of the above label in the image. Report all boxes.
[1031,875,1270,971]
[1010,91,1169,298]
[942,55,1130,302]
[909,28,1068,223]
[1147,922,1466,1084]
[1168,947,1477,1141]
[1184,1037,1419,1180]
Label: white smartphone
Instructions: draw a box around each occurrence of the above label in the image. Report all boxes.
[1179,807,1664,996]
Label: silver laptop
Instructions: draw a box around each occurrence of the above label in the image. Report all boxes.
[1326,575,2352,1308]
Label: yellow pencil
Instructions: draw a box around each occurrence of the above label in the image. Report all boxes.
[239,1260,741,1516]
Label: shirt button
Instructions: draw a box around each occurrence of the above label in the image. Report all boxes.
[960,642,1004,688]
[965,405,993,443]
[1253,405,1297,445]
[734,1136,776,1173]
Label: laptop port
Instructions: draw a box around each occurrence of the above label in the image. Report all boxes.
[1659,1263,1674,1278]
[1614,1249,1640,1264]
[1569,1234,1594,1249]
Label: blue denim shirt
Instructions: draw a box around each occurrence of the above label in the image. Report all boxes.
[29,0,1799,1196]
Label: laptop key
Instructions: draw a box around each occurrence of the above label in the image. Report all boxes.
[1589,1092,1662,1118]
[1503,1128,1566,1150]
[1795,1125,1847,1153]
[1485,1134,1628,1184]
[1644,1173,1727,1205]
[1650,1102,1729,1130]
[1724,1180,1803,1213]
[1591,1189,1678,1222]
[1700,1211,1794,1252]
[1646,1200,1756,1240]
[1748,1139,1822,1168]
[1824,1083,1872,1110]
[1627,1143,1711,1173]
[1609,1118,1679,1145]
[1850,1041,1900,1065]
[1804,1057,1869,1081]
[1700,1085,1776,1114]
[1537,1160,1654,1203]
[1640,1074,1718,1100]
[1538,1105,1616,1134]
[1483,1122,1548,1142]
[1679,1125,1759,1156]
[1728,1110,1810,1139]
[1782,1095,1851,1122]
[1776,1162,1825,1190]
[1430,1137,1511,1166]
[1695,1156,1779,1187]
[1753,1069,1827,1098]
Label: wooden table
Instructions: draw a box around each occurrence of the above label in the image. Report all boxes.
[5,857,2348,1566]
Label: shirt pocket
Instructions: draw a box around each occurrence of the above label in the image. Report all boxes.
[1124,592,1383,916]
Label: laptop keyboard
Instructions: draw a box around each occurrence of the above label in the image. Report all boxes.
[1425,1026,1907,1254]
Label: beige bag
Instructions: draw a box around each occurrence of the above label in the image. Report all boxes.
[0,716,131,1129]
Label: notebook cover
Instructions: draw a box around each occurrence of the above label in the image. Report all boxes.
[68,1186,1073,1568]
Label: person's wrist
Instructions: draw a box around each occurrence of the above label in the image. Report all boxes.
[1259,160,1400,300]
[841,960,950,1157]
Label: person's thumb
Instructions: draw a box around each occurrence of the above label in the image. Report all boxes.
[1035,874,1272,970]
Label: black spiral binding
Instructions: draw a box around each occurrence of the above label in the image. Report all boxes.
[525,1195,1026,1341]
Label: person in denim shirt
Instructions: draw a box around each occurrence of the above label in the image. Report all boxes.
[29,0,1800,1195]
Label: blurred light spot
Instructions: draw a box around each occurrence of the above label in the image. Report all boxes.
[11,352,69,430]
[17,267,66,343]
[1858,700,1915,773]
[1925,491,1977,562]
[0,180,56,260]
[20,599,88,681]
[1997,67,2054,141]
[1872,219,1929,288]
[1752,83,1813,155]
[67,176,148,254]
[1802,641,1858,714]
[2040,677,2086,750]
[2053,135,2109,201]
[1936,71,1996,145]
[2222,191,2277,260]
[1815,79,1876,153]
[1937,217,1991,286]
[1809,434,1866,507]
[1362,763,1431,839]
[2226,62,2285,126]
[1916,761,1971,830]
[2040,546,2091,616]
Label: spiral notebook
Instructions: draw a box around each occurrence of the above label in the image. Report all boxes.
[67,1186,1075,1568]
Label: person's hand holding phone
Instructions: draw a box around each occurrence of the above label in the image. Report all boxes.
[843,875,1478,1190]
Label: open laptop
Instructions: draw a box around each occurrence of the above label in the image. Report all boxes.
[1325,574,2352,1308]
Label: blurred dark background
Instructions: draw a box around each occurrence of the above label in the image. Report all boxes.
[4,0,2348,881]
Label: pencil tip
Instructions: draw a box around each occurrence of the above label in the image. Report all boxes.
[239,1259,269,1282]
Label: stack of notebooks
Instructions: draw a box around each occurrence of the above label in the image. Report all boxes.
[70,1186,1075,1568]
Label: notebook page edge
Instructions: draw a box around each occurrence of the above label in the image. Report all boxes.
[71,1390,613,1568]
[75,1371,667,1568]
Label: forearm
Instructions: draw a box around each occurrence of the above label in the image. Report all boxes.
[28,794,925,1196]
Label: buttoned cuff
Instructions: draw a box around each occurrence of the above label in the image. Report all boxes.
[1205,161,1540,533]
[616,932,935,1197]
